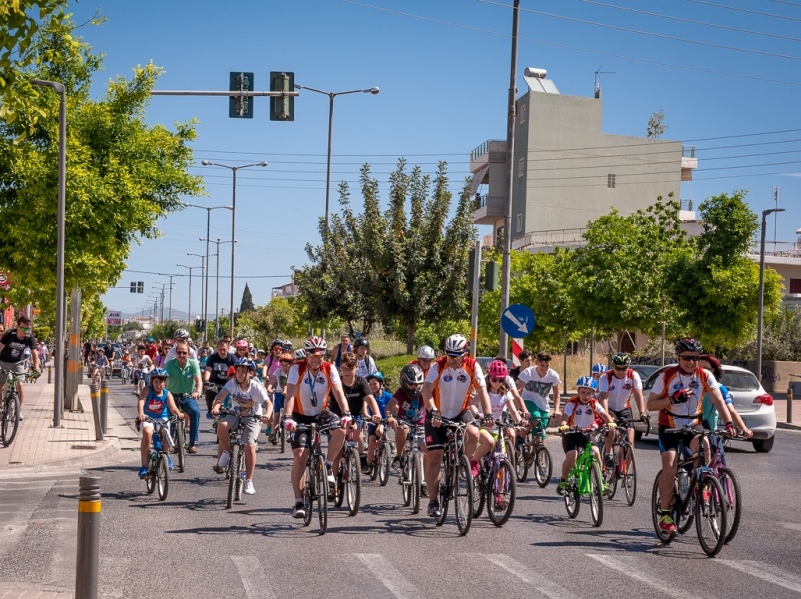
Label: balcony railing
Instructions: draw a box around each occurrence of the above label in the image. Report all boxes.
[473,193,488,211]
[512,227,587,250]
[749,240,801,259]
[680,199,693,211]
[471,139,507,163]
[682,145,696,158]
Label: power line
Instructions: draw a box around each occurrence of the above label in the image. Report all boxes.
[687,0,801,22]
[124,269,289,279]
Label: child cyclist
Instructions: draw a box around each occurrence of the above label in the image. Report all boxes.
[365,371,393,472]
[267,352,294,445]
[386,364,428,494]
[556,376,616,496]
[485,360,524,430]
[136,368,181,478]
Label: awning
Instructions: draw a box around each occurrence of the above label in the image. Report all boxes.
[471,164,489,195]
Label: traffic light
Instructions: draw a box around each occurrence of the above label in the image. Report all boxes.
[229,72,254,119]
[270,71,294,121]
[484,261,499,292]
[137,281,144,293]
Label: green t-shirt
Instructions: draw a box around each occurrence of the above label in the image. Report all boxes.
[164,358,201,395]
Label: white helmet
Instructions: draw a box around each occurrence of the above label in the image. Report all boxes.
[303,336,327,353]
[293,348,306,360]
[444,334,468,355]
[416,345,435,360]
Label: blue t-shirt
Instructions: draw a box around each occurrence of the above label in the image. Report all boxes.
[143,388,170,419]
[369,389,393,419]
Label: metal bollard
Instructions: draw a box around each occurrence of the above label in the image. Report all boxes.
[48,365,52,384]
[789,384,794,425]
[100,380,109,435]
[75,475,101,599]
[89,384,103,441]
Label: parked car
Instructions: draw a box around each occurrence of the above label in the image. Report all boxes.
[641,364,776,453]
[630,364,659,382]
[476,357,514,373]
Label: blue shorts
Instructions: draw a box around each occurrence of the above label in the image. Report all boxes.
[273,392,285,413]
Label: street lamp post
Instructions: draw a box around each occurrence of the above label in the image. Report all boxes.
[31,78,66,428]
[201,161,267,337]
[757,207,785,382]
[293,84,379,229]
[177,264,201,325]
[187,252,206,328]
[185,203,233,341]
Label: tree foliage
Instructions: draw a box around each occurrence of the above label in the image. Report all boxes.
[239,283,255,313]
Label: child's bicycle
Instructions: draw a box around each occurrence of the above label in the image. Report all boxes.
[709,429,744,544]
[472,417,518,526]
[558,426,605,527]
[218,409,254,509]
[120,363,131,385]
[141,416,176,501]
[397,420,425,514]
[334,419,362,516]
[596,416,644,506]
[514,418,552,487]
[368,419,395,486]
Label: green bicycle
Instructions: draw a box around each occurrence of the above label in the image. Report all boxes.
[558,427,605,527]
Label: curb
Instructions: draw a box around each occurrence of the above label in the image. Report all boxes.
[3,437,123,474]
[777,421,801,432]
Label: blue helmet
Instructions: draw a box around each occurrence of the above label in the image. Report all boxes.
[591,363,609,374]
[576,376,598,391]
[150,368,169,380]
[234,357,255,371]
[366,371,384,383]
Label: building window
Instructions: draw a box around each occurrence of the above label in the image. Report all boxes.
[516,213,523,233]
[518,158,524,178]
[519,103,527,124]
[608,174,616,188]
[790,278,801,294]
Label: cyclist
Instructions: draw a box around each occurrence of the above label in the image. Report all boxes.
[203,339,235,419]
[211,358,272,495]
[485,359,524,426]
[409,345,436,378]
[365,371,393,472]
[421,333,494,518]
[508,350,533,381]
[386,364,428,493]
[135,368,181,478]
[698,354,752,439]
[232,339,250,364]
[599,352,647,467]
[266,352,294,445]
[92,348,110,385]
[253,349,266,382]
[120,349,132,381]
[591,363,609,396]
[293,348,306,364]
[198,346,210,371]
[0,315,40,419]
[516,351,561,438]
[164,341,203,454]
[353,338,377,378]
[263,339,285,381]
[283,336,351,519]
[556,376,616,495]
[132,345,153,388]
[164,329,197,361]
[647,338,735,534]
[332,334,352,370]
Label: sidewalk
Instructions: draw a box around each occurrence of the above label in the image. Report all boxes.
[0,378,137,472]
[764,393,801,431]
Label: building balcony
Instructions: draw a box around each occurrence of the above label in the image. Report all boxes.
[472,193,505,225]
[748,240,801,262]
[470,139,507,174]
[681,145,698,181]
[512,227,588,251]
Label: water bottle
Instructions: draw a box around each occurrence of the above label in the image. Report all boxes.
[678,470,690,500]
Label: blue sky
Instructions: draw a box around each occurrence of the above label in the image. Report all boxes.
[63,0,801,318]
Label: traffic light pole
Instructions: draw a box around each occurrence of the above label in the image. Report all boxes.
[469,242,482,358]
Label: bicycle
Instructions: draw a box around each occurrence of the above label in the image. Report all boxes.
[368,419,395,486]
[708,429,743,544]
[0,367,27,446]
[219,409,256,509]
[141,416,175,501]
[597,417,643,506]
[473,418,518,526]
[133,368,149,396]
[334,420,362,516]
[169,404,187,474]
[120,363,131,385]
[294,421,337,535]
[650,425,728,557]
[558,427,605,527]
[514,418,552,487]
[397,420,425,514]
[434,419,474,536]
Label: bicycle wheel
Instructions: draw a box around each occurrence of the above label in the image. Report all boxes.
[334,463,345,508]
[487,458,516,527]
[651,469,675,544]
[145,453,157,495]
[378,442,391,486]
[302,462,313,527]
[435,459,449,527]
[534,446,552,488]
[401,454,412,506]
[315,454,328,535]
[157,454,169,501]
[514,443,529,482]
[590,461,604,527]
[235,451,245,502]
[1,393,20,447]
[411,452,422,515]
[618,446,636,506]
[565,483,580,519]
[718,467,741,544]
[696,475,727,557]
[226,443,241,509]
[345,447,361,516]
[454,454,474,536]
[472,467,485,519]
[175,422,186,474]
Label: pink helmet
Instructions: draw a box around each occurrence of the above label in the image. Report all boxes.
[234,339,249,349]
[487,359,508,379]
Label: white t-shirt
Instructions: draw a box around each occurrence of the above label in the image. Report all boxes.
[135,355,152,371]
[598,369,642,412]
[563,398,606,429]
[488,390,514,420]
[165,346,198,362]
[356,355,376,378]
[223,378,269,417]
[287,362,342,417]
[518,367,561,412]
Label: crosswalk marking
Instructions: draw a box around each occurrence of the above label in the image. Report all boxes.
[783,523,801,533]
[719,560,801,594]
[587,553,702,599]
[481,554,577,599]
[231,556,276,599]
[356,554,425,599]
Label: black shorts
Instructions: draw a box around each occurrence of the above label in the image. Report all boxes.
[425,410,475,451]
[657,424,703,454]
[290,410,341,450]
[610,407,633,423]
[561,431,591,453]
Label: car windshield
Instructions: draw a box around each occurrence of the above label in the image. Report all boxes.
[720,370,760,392]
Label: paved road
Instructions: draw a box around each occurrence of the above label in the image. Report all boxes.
[2,379,801,598]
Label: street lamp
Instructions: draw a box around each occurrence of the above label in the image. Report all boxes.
[184,203,233,341]
[293,83,379,229]
[757,207,785,382]
[177,264,201,325]
[31,78,66,428]
[201,237,235,339]
[200,161,267,337]
[187,252,206,330]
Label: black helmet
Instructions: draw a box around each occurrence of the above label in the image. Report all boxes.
[400,364,424,398]
[354,338,369,349]
[610,352,631,368]
[675,337,703,354]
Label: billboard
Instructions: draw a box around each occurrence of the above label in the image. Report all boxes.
[106,311,122,326]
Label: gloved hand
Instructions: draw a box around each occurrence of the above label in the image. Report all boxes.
[724,421,737,437]
[670,389,691,405]
[283,418,297,432]
[481,414,495,428]
[430,409,442,426]
[341,412,353,428]
[559,424,569,433]
[640,413,650,423]
[608,422,617,429]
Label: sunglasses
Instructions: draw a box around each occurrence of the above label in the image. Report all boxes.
[679,355,699,362]
[613,366,627,371]
[19,327,31,332]
[445,352,464,358]
[176,351,189,356]
[489,376,505,383]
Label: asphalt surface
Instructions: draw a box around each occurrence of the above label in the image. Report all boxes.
[2,379,801,598]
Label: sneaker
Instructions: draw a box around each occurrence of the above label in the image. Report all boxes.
[326,467,336,486]
[494,495,509,510]
[659,514,677,533]
[18,413,24,421]
[470,459,480,478]
[361,461,371,474]
[604,454,615,469]
[244,480,255,495]
[212,464,225,474]
[427,501,442,518]
[138,466,148,479]
[166,455,173,470]
[391,456,401,470]
[217,451,230,469]
[268,434,278,446]
[206,412,213,419]
[556,479,569,496]
[187,445,198,454]
[292,502,306,519]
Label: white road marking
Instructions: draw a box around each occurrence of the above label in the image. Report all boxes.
[719,560,801,594]
[356,553,425,599]
[783,522,801,533]
[587,553,702,599]
[481,554,577,599]
[231,556,276,599]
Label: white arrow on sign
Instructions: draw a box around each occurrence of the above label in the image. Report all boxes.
[504,308,530,334]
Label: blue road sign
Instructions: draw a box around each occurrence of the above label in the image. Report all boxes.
[501,303,536,337]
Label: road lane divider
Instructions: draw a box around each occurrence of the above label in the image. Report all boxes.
[355,553,425,599]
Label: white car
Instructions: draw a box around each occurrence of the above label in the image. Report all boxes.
[641,364,776,453]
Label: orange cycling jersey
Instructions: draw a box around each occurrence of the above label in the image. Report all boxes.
[427,356,485,419]
[288,361,338,417]
[651,365,718,428]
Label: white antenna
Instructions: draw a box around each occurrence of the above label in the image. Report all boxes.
[594,67,615,99]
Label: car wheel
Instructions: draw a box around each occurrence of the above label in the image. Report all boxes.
[752,436,774,453]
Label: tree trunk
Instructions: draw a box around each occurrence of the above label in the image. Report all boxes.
[406,320,415,355]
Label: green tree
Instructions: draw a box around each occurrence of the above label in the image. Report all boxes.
[123,321,142,331]
[235,296,300,347]
[239,283,255,313]
[0,16,203,320]
[647,109,667,139]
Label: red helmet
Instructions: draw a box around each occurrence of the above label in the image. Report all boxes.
[487,359,508,379]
